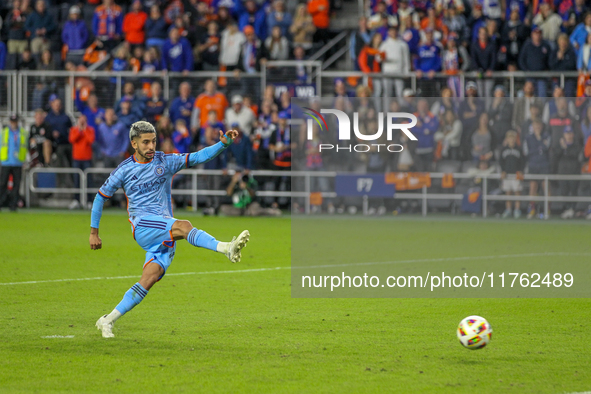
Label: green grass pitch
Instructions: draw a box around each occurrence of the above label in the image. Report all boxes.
[1,210,591,393]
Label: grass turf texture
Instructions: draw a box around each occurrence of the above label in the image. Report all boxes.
[0,211,589,393]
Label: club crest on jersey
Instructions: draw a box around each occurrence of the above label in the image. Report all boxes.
[154,165,165,177]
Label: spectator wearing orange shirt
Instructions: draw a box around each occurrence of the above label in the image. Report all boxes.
[123,0,148,46]
[358,33,384,95]
[191,79,229,131]
[307,0,330,44]
[420,6,448,43]
[68,115,95,208]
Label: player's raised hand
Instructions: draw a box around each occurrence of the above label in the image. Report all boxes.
[89,233,102,250]
[220,129,238,145]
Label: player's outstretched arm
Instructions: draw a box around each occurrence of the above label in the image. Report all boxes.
[89,194,107,250]
[187,130,239,167]
[89,163,123,250]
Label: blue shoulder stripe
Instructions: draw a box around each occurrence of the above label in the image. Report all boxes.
[110,157,133,177]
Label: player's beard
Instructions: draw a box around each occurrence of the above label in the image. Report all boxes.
[136,147,155,162]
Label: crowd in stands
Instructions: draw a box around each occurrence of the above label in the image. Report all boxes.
[299,83,591,219]
[0,0,330,74]
[351,0,591,98]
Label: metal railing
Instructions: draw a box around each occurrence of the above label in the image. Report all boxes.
[319,70,582,100]
[25,167,591,218]
[262,60,323,96]
[308,31,348,62]
[0,69,587,121]
[4,70,264,119]
[26,167,310,210]
[0,71,18,117]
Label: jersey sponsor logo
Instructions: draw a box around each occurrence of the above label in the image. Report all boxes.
[154,165,165,176]
[131,177,168,194]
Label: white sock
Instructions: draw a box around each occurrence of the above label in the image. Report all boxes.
[216,241,229,254]
[105,309,122,324]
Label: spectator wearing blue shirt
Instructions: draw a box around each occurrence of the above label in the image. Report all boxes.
[199,110,226,148]
[25,0,57,54]
[75,92,105,132]
[95,108,128,167]
[169,82,195,128]
[115,82,145,118]
[413,99,440,172]
[581,105,591,143]
[61,6,89,52]
[116,98,143,130]
[0,41,6,70]
[200,119,228,210]
[570,13,591,55]
[162,27,193,73]
[468,4,487,42]
[414,29,442,96]
[200,120,227,170]
[415,30,442,74]
[239,0,268,40]
[140,48,162,74]
[519,27,551,96]
[110,46,129,85]
[563,1,588,35]
[400,14,421,55]
[172,119,192,153]
[92,0,123,52]
[45,96,73,163]
[145,5,169,49]
[267,0,293,38]
[506,0,527,22]
[45,96,74,189]
[144,82,168,124]
[216,1,247,22]
[471,27,496,99]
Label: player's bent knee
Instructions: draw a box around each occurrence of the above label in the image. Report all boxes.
[172,220,193,239]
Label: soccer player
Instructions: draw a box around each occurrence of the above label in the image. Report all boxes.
[91,121,249,338]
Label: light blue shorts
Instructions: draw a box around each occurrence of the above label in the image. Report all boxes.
[132,215,178,278]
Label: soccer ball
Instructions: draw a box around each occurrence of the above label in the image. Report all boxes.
[457,315,492,350]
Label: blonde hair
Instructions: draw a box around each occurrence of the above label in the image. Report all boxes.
[129,121,156,141]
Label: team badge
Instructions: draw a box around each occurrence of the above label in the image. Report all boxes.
[154,165,165,176]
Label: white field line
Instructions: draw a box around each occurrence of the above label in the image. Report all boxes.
[41,335,75,338]
[0,252,589,287]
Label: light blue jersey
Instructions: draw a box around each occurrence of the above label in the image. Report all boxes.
[98,151,186,220]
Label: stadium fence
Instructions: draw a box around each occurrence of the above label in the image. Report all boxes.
[25,167,591,218]
[0,69,583,118]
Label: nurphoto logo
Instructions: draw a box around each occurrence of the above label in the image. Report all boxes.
[304,107,418,153]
